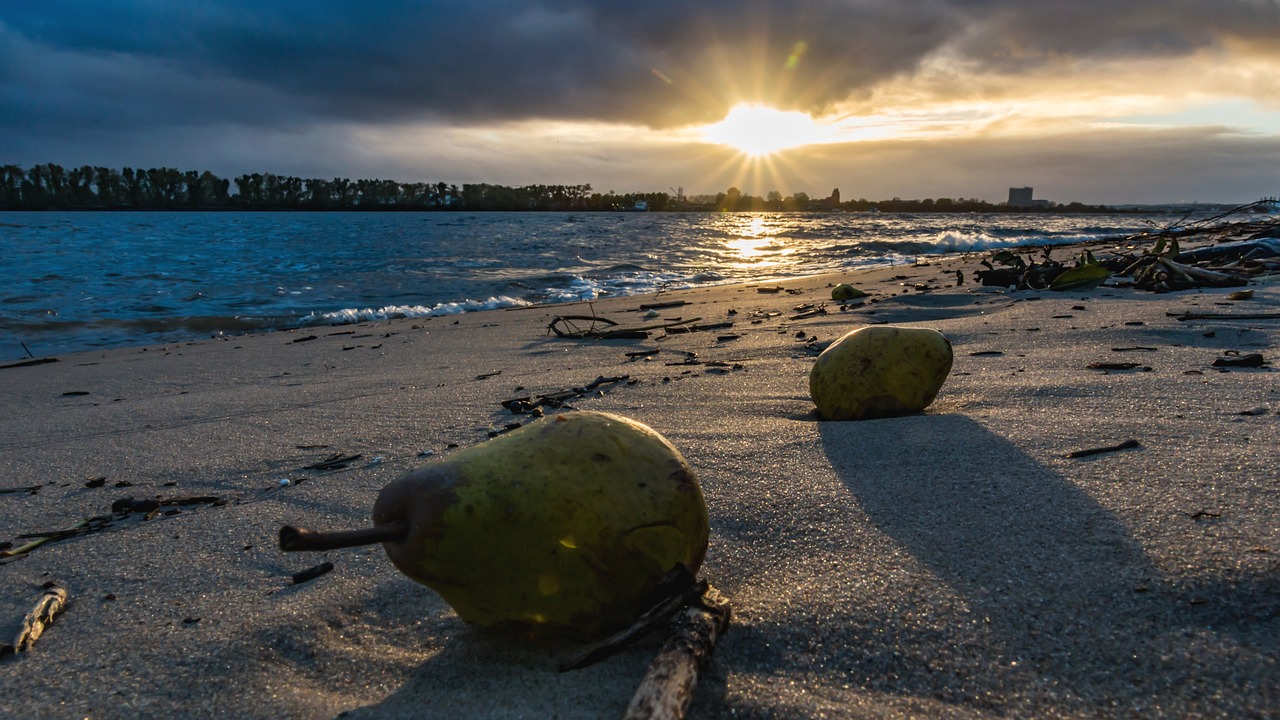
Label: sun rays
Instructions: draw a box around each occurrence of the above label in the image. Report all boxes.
[701,103,839,156]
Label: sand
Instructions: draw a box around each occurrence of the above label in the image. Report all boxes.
[1,241,1277,719]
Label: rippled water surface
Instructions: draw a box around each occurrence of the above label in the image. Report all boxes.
[2,211,1172,359]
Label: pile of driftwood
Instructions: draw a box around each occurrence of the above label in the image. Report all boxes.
[976,206,1280,293]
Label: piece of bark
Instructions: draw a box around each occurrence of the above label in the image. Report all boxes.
[622,585,731,720]
[1065,439,1141,458]
[1,584,68,657]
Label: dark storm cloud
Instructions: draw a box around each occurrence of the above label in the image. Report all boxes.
[3,0,1277,139]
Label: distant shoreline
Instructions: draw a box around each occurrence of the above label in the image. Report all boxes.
[0,163,1191,213]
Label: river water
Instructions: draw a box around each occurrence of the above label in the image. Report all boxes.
[1,210,1174,360]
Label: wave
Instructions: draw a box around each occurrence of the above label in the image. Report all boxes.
[308,296,534,325]
[833,231,1128,259]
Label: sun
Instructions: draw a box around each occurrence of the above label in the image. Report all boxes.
[702,103,835,156]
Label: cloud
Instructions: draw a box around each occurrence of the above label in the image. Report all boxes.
[6,0,1278,132]
[1,2,1278,202]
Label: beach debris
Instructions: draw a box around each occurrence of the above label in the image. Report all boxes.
[1238,407,1270,416]
[976,248,1111,291]
[0,357,58,371]
[279,412,709,641]
[810,326,953,421]
[501,375,631,415]
[638,300,688,311]
[1064,439,1141,459]
[291,561,335,585]
[1049,253,1111,291]
[976,211,1280,292]
[755,286,784,294]
[1,583,68,658]
[2,492,232,562]
[622,583,731,720]
[0,485,41,495]
[548,314,701,340]
[1,519,94,559]
[303,453,363,470]
[291,334,318,343]
[487,422,523,438]
[1087,362,1152,372]
[1212,352,1267,368]
[1170,311,1280,321]
[111,495,224,516]
[789,305,828,321]
[665,321,734,335]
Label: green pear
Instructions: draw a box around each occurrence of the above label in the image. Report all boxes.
[809,325,953,420]
[280,411,709,639]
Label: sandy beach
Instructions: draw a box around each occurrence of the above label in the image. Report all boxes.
[1,239,1277,719]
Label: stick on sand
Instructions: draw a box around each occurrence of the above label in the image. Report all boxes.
[623,585,731,720]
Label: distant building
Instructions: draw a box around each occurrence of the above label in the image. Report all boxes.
[830,188,840,205]
[1008,187,1034,208]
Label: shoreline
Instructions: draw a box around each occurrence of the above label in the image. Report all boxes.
[1,241,1277,718]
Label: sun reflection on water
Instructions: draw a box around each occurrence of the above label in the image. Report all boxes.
[720,215,795,266]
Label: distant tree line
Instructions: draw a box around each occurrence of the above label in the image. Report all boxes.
[1,163,1116,213]
[0,164,670,212]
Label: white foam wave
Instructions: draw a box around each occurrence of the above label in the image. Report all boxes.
[308,296,533,325]
[916,230,1113,254]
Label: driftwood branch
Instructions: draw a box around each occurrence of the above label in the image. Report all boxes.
[1,584,68,658]
[548,315,703,340]
[623,585,732,720]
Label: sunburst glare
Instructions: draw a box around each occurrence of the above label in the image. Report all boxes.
[702,104,838,157]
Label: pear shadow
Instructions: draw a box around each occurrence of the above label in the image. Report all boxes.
[815,414,1277,711]
[337,615,683,720]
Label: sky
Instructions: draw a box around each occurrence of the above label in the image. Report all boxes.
[2,1,1279,205]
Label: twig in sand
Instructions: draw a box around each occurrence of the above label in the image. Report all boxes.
[1169,311,1280,321]
[1065,439,1141,459]
[1,583,68,658]
[623,584,732,720]
[1,520,92,558]
[291,562,335,585]
[303,453,363,470]
[0,357,58,370]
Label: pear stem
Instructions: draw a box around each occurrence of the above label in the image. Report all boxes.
[279,521,408,552]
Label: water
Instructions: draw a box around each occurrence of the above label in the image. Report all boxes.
[1,210,1173,361]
